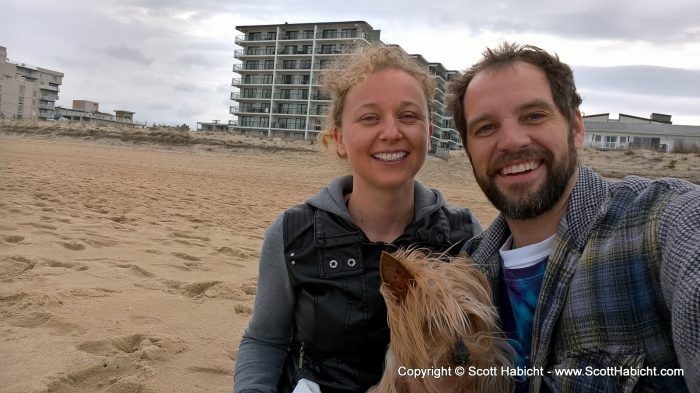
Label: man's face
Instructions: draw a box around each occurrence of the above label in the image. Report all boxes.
[463,62,584,220]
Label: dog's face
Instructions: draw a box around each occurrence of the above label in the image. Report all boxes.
[379,249,513,392]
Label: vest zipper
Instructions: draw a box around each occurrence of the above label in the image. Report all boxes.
[299,341,304,368]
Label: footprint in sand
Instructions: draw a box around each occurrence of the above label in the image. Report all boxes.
[115,263,156,278]
[3,235,25,243]
[0,255,37,280]
[59,241,86,251]
[45,259,89,271]
[171,252,200,262]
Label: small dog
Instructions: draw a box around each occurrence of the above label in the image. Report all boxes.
[370,249,513,393]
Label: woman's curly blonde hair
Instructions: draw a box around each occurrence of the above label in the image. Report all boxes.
[317,44,435,153]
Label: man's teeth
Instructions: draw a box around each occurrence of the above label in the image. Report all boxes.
[501,160,539,175]
[373,152,407,161]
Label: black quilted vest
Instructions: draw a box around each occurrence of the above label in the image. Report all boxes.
[278,203,480,393]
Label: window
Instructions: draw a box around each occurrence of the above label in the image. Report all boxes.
[242,89,256,98]
[248,46,260,55]
[264,60,274,69]
[303,30,314,39]
[300,60,311,69]
[322,29,336,38]
[262,74,273,83]
[320,45,333,54]
[265,32,276,40]
[284,45,297,54]
[248,32,261,40]
[19,85,25,96]
[286,31,298,39]
[245,60,259,70]
[605,136,618,143]
[262,89,272,99]
[319,59,331,69]
[283,60,297,69]
[265,46,275,55]
[341,28,357,38]
[594,135,602,142]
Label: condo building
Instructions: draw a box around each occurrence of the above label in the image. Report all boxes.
[0,46,63,120]
[227,21,462,152]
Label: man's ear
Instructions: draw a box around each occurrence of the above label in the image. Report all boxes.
[572,110,585,148]
[333,126,347,158]
[380,251,414,299]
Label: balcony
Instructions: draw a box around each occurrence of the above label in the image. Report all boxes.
[234,49,276,59]
[231,120,269,129]
[232,77,272,86]
[275,92,309,100]
[39,103,54,110]
[271,122,306,130]
[317,31,368,40]
[235,34,276,44]
[274,108,307,115]
[40,83,59,92]
[279,32,315,41]
[276,77,311,85]
[40,94,59,101]
[232,92,273,100]
[310,94,331,101]
[230,106,271,115]
[233,63,276,72]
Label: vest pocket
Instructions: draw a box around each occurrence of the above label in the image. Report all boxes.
[318,243,364,278]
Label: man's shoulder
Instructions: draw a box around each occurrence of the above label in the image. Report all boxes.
[608,174,699,210]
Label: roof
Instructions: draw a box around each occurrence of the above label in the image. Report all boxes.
[237,21,374,32]
[583,121,700,138]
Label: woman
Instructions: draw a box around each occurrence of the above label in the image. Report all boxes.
[233,45,482,393]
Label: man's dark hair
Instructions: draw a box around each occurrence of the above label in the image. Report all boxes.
[447,42,582,149]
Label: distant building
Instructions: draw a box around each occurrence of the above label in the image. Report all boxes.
[197,120,229,132]
[0,46,63,120]
[209,20,462,152]
[55,99,144,127]
[583,113,700,152]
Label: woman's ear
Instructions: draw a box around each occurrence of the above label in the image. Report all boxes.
[333,126,347,158]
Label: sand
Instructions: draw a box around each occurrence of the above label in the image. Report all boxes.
[1,128,698,393]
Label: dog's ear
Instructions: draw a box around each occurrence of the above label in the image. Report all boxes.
[380,251,414,299]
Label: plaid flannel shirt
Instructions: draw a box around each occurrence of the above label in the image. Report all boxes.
[464,165,700,393]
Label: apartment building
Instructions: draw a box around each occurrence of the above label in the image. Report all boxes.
[0,46,63,120]
[227,21,462,152]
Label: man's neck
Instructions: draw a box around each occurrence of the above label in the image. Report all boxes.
[505,169,579,249]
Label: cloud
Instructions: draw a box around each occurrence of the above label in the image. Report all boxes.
[104,45,154,66]
[574,65,700,98]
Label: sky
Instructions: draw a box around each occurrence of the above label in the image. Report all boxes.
[2,0,700,128]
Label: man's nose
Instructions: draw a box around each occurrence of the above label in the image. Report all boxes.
[497,121,531,151]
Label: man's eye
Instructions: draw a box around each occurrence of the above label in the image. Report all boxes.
[399,112,418,120]
[475,124,495,135]
[524,112,546,122]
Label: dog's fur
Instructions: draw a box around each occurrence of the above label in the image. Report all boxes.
[370,248,513,393]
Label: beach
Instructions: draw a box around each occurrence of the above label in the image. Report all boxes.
[1,127,697,393]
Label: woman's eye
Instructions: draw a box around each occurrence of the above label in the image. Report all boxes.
[360,114,379,122]
[399,112,418,120]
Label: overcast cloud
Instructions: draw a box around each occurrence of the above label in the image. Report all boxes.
[2,0,699,127]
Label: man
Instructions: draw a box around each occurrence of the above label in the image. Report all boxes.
[447,43,699,392]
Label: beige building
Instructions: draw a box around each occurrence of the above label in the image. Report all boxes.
[223,21,462,152]
[55,100,144,127]
[0,46,63,120]
[584,113,700,152]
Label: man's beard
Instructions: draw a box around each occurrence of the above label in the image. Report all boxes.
[471,131,578,220]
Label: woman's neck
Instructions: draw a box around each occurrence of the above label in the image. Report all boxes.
[346,179,415,244]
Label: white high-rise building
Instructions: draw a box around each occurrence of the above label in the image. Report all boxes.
[227,21,461,152]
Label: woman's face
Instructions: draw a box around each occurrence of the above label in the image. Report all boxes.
[334,68,433,192]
